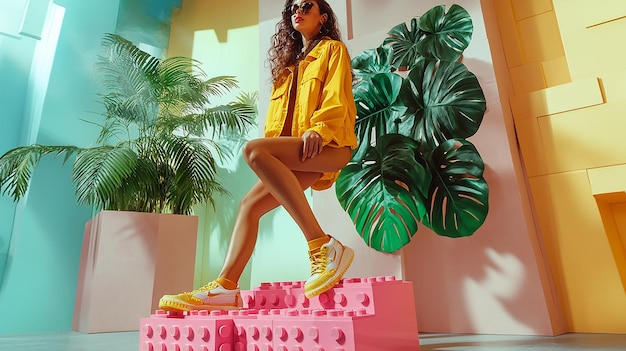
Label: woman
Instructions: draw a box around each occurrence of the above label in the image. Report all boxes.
[159,0,357,312]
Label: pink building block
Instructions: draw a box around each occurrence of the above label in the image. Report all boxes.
[139,276,420,351]
[140,310,235,351]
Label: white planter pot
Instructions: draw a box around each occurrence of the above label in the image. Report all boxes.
[72,210,198,333]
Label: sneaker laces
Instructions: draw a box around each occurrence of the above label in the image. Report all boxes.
[183,281,219,296]
[309,247,328,275]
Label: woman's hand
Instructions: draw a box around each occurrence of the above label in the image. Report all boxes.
[301,130,323,161]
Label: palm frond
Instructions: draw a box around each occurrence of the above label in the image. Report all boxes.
[196,104,256,138]
[0,33,259,214]
[202,76,240,99]
[72,146,138,209]
[0,145,81,201]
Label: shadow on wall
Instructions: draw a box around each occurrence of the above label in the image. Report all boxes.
[0,235,10,291]
[172,0,260,58]
[116,0,182,50]
[406,158,552,334]
[400,50,558,334]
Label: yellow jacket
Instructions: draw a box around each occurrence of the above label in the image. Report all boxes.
[264,39,358,190]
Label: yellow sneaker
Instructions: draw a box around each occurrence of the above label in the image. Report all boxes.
[158,281,242,312]
[304,236,354,298]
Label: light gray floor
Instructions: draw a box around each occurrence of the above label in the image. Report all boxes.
[1,332,626,351]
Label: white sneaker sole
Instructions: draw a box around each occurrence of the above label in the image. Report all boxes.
[305,246,354,298]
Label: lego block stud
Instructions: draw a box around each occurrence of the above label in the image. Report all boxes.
[219,325,232,338]
[334,293,347,306]
[274,326,288,341]
[234,341,246,351]
[244,294,255,308]
[356,292,370,306]
[284,294,297,307]
[143,341,155,351]
[289,326,303,342]
[262,326,272,339]
[318,292,329,304]
[199,326,211,341]
[236,326,245,337]
[158,325,167,339]
[330,327,345,344]
[218,343,232,351]
[297,293,310,307]
[170,325,181,339]
[248,326,260,340]
[144,325,154,338]
[308,326,319,341]
[184,326,194,340]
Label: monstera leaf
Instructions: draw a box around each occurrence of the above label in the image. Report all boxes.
[416,4,474,62]
[383,17,425,70]
[424,139,488,237]
[353,72,406,159]
[336,134,430,252]
[339,4,489,251]
[399,59,486,151]
[351,45,395,92]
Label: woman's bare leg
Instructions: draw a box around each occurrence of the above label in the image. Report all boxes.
[217,170,323,283]
[242,137,351,242]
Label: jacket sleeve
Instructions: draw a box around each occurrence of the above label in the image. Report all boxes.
[307,42,356,148]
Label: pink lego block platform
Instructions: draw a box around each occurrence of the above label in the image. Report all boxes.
[139,276,420,351]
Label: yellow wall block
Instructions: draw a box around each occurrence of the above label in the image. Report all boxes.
[493,0,525,68]
[509,100,549,177]
[538,100,626,174]
[510,62,546,94]
[517,11,565,63]
[541,56,571,87]
[510,77,603,119]
[551,0,579,33]
[588,164,626,196]
[552,0,625,33]
[500,0,626,333]
[609,202,626,292]
[511,0,553,20]
[581,1,626,28]
[601,70,626,102]
[561,20,626,80]
[529,171,626,333]
[589,164,626,294]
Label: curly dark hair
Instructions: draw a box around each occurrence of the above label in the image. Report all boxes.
[268,0,342,85]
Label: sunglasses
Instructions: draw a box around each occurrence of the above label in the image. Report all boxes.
[285,1,315,15]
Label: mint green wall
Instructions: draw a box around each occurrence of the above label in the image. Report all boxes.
[0,0,120,335]
[166,0,261,291]
[0,0,180,335]
[0,30,33,297]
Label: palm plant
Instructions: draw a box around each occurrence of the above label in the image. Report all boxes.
[0,33,256,215]
[336,4,489,252]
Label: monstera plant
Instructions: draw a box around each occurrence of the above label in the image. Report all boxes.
[336,4,488,252]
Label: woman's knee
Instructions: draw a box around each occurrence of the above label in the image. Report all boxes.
[242,139,265,166]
